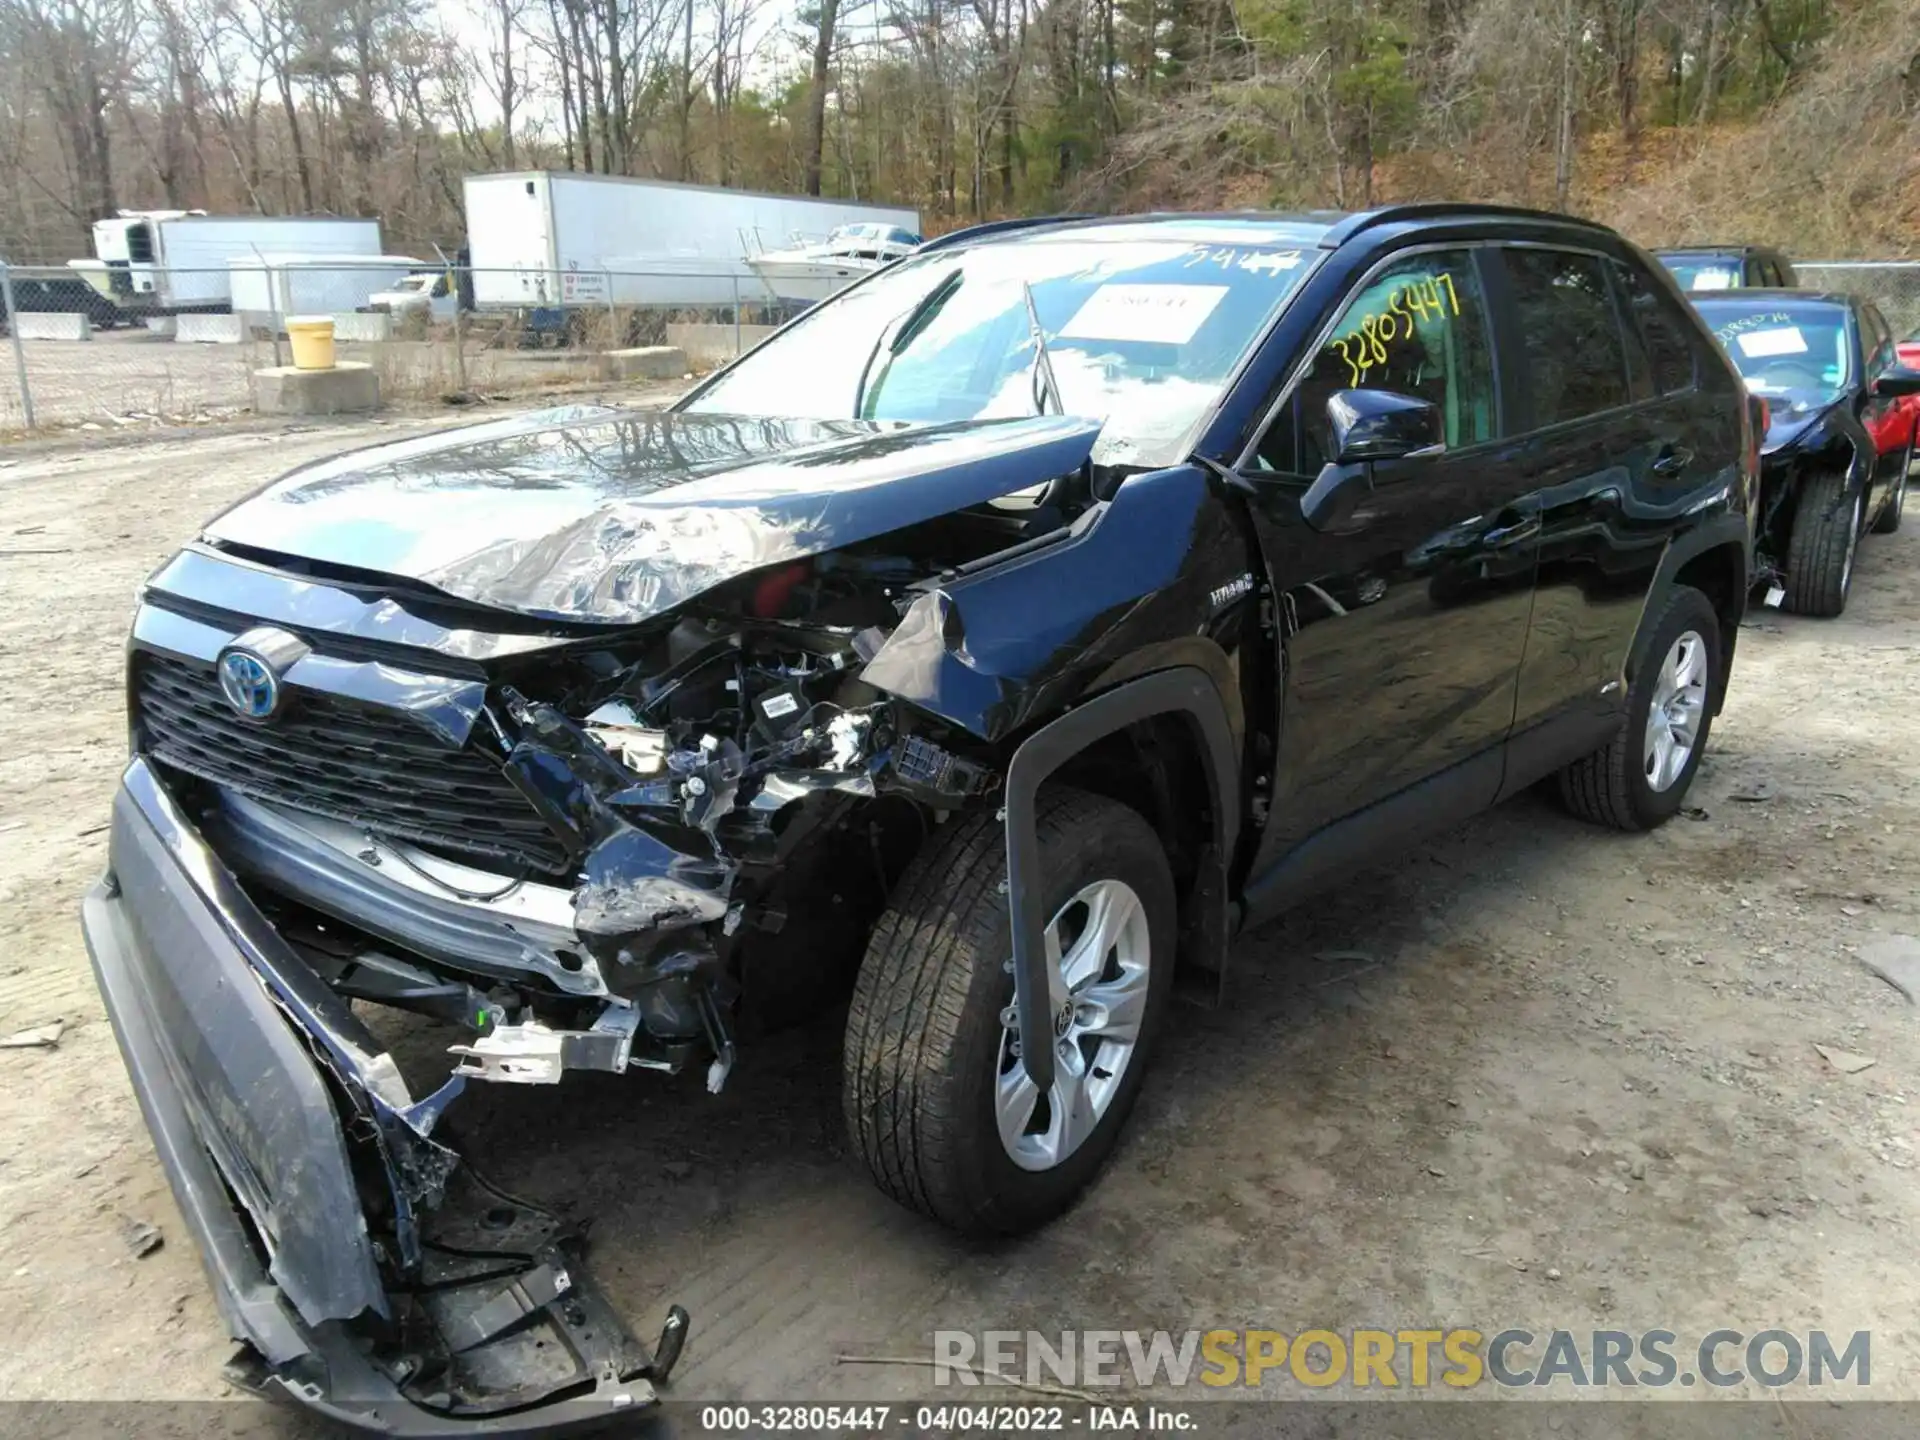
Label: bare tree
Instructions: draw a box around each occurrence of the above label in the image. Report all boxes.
[0,0,139,231]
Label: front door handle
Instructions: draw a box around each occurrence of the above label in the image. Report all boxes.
[1483,507,1541,548]
[1652,445,1695,477]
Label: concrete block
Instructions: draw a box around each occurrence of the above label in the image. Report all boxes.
[667,321,778,366]
[330,311,392,343]
[253,360,380,416]
[144,316,177,337]
[176,313,246,344]
[14,312,91,341]
[599,345,690,381]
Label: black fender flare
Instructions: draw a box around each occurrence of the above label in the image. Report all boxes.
[1641,511,1751,711]
[1645,511,1752,620]
[1002,666,1239,1092]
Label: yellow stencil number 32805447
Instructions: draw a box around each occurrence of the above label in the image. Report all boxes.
[1329,272,1461,388]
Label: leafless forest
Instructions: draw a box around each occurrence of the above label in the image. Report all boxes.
[0,0,1911,264]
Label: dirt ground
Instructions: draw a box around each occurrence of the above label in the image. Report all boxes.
[2,406,1918,1423]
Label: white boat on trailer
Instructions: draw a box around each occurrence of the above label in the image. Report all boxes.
[746,223,924,303]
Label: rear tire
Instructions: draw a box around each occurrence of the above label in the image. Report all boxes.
[1557,585,1721,832]
[1785,470,1862,616]
[843,787,1175,1236]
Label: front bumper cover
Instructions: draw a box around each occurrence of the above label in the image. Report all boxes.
[82,757,668,1434]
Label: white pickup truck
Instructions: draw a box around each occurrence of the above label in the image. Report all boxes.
[367,268,457,320]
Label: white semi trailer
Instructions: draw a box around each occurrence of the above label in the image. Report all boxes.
[462,172,922,309]
[67,211,384,316]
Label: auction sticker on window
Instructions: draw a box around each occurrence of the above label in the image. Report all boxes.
[1060,284,1229,345]
[1735,327,1809,359]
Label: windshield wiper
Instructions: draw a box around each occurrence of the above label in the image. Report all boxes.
[852,269,964,419]
[1022,281,1062,416]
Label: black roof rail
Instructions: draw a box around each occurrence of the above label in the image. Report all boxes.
[915,215,1095,253]
[1318,202,1616,248]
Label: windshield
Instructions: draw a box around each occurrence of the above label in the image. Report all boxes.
[683,231,1320,469]
[1661,255,1742,292]
[1695,300,1851,409]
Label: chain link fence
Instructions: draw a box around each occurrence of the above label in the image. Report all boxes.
[5,255,1912,438]
[0,261,807,436]
[1795,262,1920,338]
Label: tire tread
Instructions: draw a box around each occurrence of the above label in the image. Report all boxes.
[844,788,1157,1233]
[1785,469,1858,616]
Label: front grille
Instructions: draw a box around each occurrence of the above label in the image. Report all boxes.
[134,651,572,880]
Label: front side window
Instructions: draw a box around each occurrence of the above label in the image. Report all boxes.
[1252,248,1497,474]
[686,230,1322,470]
[1863,304,1895,377]
[1503,248,1632,427]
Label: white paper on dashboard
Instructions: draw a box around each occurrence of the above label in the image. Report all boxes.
[1736,327,1809,358]
[1059,284,1230,345]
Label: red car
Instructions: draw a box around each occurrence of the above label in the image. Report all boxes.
[1897,324,1920,372]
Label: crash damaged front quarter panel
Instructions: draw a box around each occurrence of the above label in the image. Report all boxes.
[862,462,1252,740]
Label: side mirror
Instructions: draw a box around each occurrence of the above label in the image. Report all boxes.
[1870,365,1920,399]
[1327,388,1445,464]
[1301,462,1371,532]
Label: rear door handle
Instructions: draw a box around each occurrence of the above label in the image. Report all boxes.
[1652,445,1695,477]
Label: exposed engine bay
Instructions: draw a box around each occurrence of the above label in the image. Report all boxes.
[174,499,1071,1107]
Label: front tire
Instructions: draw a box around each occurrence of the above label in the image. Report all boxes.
[1785,470,1862,615]
[1872,456,1906,535]
[1557,585,1721,832]
[843,787,1176,1236]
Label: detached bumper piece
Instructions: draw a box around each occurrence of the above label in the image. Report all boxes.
[82,758,673,1435]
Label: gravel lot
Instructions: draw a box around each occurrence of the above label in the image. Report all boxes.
[1,408,1918,1424]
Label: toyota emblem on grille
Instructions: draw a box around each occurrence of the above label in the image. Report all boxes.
[215,626,308,721]
[217,650,279,719]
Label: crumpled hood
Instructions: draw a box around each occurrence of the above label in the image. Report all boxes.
[203,406,1103,623]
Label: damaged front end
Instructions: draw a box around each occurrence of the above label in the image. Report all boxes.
[83,408,1161,1429]
[84,760,683,1433]
[84,589,953,1428]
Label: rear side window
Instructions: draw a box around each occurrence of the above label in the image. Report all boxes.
[1503,248,1632,427]
[1615,260,1696,395]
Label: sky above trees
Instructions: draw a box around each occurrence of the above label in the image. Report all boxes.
[0,0,1893,264]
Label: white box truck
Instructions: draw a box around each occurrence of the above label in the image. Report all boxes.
[66,211,383,316]
[462,172,921,310]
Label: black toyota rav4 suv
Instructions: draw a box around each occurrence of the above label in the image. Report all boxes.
[85,205,1761,1428]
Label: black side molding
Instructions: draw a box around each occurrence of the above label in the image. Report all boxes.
[1238,747,1504,932]
[1001,667,1239,1092]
